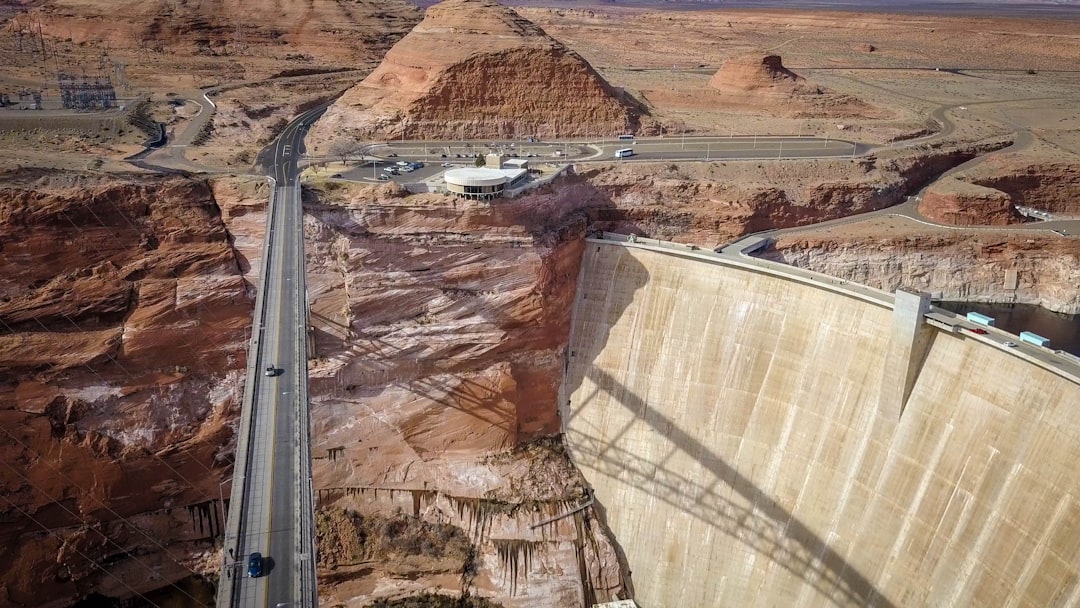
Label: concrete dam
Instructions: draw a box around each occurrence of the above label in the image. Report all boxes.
[561,236,1080,607]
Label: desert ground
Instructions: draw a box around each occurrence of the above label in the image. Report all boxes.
[0,1,1078,607]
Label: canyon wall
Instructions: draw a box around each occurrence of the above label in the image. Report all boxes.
[0,173,267,606]
[562,241,1080,607]
[302,181,626,606]
[766,233,1080,314]
[565,139,1005,244]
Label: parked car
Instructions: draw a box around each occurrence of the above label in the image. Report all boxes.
[247,552,264,578]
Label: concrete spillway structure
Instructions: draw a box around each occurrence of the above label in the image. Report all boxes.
[561,237,1080,607]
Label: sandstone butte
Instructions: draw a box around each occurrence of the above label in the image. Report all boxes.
[917,177,1025,226]
[310,0,641,146]
[707,53,886,119]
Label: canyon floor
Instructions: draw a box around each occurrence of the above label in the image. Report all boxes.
[1,1,1079,607]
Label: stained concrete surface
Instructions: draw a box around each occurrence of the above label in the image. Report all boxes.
[562,242,1080,607]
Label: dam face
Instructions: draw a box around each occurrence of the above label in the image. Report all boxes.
[562,239,1080,607]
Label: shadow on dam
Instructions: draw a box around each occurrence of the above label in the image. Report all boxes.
[563,244,897,608]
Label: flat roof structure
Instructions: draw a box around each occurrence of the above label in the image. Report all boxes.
[444,167,527,200]
[445,167,506,200]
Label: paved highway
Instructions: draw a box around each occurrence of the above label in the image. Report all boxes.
[363,134,860,165]
[218,106,324,608]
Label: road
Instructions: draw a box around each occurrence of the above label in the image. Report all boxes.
[362,135,859,166]
[218,106,324,608]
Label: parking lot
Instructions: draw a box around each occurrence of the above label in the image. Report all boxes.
[334,159,454,184]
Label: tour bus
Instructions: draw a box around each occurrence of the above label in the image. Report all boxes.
[617,134,635,140]
[614,148,634,159]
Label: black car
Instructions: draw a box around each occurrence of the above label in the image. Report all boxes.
[247,552,263,578]
[387,152,398,157]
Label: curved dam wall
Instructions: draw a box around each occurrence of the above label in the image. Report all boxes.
[561,238,1080,608]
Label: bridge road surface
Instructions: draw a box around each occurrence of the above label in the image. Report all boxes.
[219,106,325,608]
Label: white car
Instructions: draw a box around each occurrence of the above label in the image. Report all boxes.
[441,162,453,167]
[1003,341,1018,348]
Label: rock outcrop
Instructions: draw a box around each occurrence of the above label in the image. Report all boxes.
[34,0,420,73]
[705,53,884,119]
[765,232,1080,314]
[968,160,1080,215]
[708,54,804,94]
[310,0,641,144]
[556,139,1009,245]
[0,172,262,606]
[917,177,1025,225]
[302,180,627,605]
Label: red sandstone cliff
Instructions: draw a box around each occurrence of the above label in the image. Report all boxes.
[917,177,1025,226]
[766,231,1080,314]
[310,0,641,145]
[556,139,1009,244]
[0,172,265,606]
[31,0,420,78]
[301,180,626,605]
[967,158,1080,216]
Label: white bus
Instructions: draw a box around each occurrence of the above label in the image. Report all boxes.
[614,148,634,158]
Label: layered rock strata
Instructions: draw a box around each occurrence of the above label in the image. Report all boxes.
[917,177,1024,226]
[310,0,640,144]
[705,53,884,118]
[303,181,626,606]
[0,172,265,606]
[766,232,1080,314]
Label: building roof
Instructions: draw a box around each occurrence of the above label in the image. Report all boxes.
[445,167,508,186]
[445,167,524,187]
